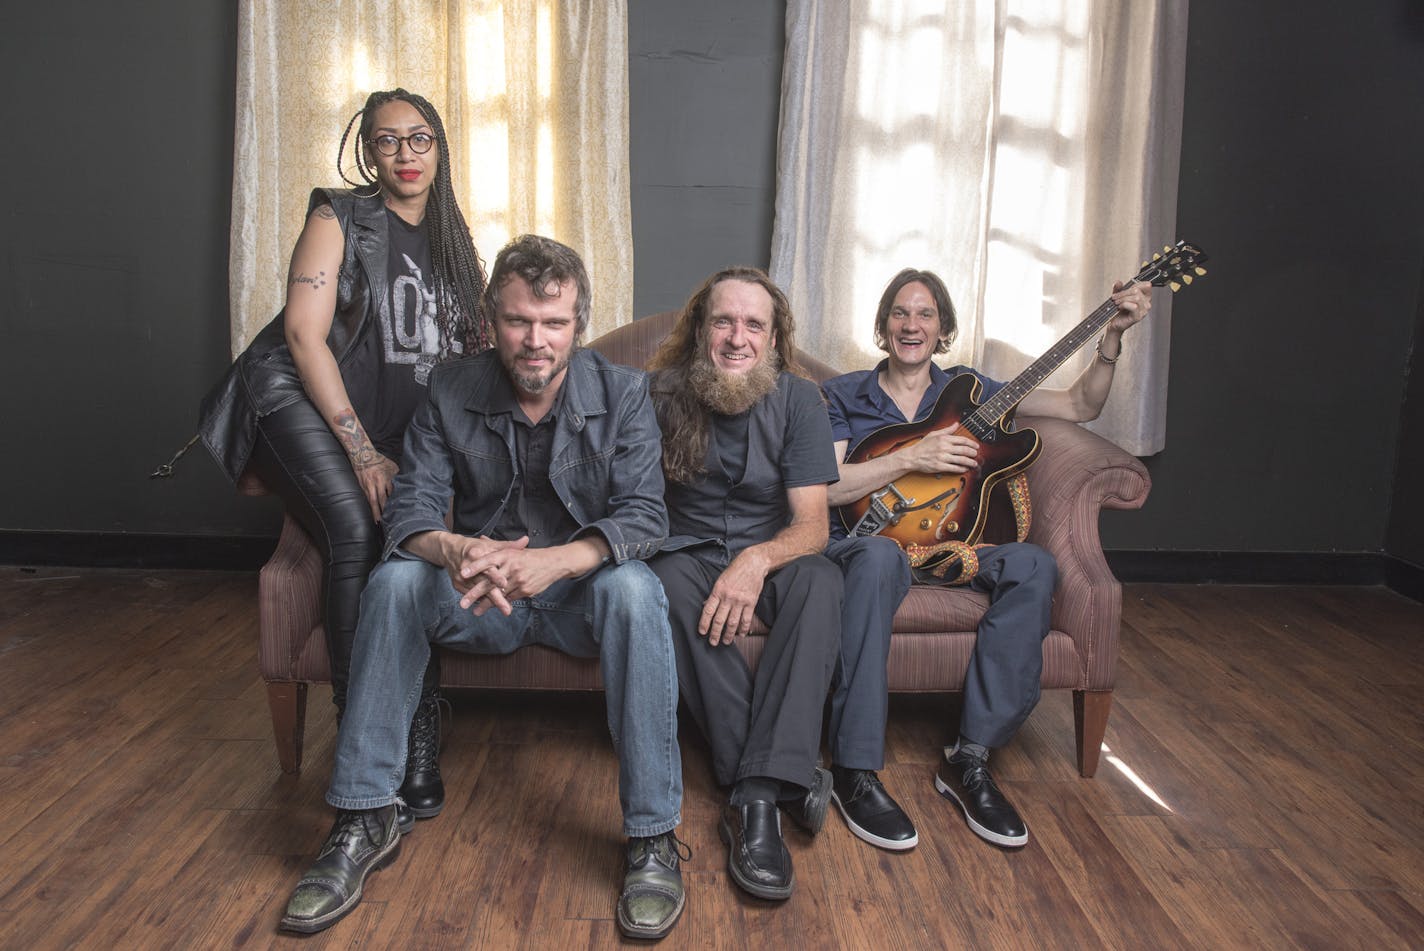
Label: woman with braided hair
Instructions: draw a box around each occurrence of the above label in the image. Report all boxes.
[198,89,487,828]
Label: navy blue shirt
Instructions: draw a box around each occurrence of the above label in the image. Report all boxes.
[821,359,1005,539]
[822,360,1005,449]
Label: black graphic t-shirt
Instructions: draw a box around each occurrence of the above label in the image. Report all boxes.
[347,208,458,462]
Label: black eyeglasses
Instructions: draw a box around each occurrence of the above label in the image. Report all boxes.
[368,132,435,156]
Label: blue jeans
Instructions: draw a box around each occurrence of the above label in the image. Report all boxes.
[328,554,683,838]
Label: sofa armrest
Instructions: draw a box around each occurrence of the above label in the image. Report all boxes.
[257,515,324,681]
[1016,415,1151,689]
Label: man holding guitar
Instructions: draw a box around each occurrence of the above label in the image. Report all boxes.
[820,267,1152,851]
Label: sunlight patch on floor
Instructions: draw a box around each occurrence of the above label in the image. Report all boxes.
[1103,743,1173,812]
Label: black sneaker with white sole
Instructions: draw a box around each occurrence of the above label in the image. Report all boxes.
[934,748,1027,847]
[830,766,918,851]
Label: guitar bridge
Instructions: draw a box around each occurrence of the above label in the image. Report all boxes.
[851,483,914,537]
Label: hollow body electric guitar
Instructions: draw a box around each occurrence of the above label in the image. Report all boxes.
[838,241,1207,554]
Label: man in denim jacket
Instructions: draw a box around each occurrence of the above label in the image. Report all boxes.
[281,235,687,942]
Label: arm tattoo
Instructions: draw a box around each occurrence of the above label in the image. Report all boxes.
[289,205,335,289]
[333,409,381,468]
[289,270,328,291]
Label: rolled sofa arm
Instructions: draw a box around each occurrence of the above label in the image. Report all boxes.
[1017,416,1151,690]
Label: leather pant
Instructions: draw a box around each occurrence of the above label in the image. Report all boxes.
[248,398,381,707]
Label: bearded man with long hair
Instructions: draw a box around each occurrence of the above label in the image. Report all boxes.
[646,267,843,902]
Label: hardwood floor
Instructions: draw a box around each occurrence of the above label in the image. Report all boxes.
[1,567,1420,949]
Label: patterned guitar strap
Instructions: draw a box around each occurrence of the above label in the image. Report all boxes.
[900,473,1032,585]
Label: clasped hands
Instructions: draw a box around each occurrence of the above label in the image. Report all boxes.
[444,534,563,617]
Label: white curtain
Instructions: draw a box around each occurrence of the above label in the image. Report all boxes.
[772,0,1188,454]
[230,0,632,353]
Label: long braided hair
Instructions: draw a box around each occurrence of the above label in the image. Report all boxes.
[337,88,491,358]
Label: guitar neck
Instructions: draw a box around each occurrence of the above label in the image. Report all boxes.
[963,289,1128,436]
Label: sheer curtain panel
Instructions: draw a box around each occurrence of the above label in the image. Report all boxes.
[771,0,1188,454]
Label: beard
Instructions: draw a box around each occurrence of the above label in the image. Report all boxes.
[688,348,781,416]
[504,347,571,396]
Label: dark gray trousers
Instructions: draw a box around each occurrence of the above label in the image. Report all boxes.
[649,547,842,790]
[823,535,911,770]
[931,542,1057,749]
[832,539,1057,757]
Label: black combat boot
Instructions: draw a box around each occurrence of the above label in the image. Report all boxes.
[398,656,445,829]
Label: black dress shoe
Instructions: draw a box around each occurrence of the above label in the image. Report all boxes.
[399,688,446,821]
[831,766,918,851]
[617,831,690,940]
[718,801,794,900]
[934,748,1027,847]
[779,766,833,835]
[280,805,401,933]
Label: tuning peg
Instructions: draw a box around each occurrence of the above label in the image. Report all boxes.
[1168,281,1181,292]
[1181,274,1193,284]
[1164,245,1173,253]
[1141,261,1149,269]
[1194,266,1207,276]
[1153,252,1162,261]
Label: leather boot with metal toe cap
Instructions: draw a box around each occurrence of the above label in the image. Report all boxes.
[280,804,401,933]
[934,748,1028,847]
[617,831,690,940]
[399,688,446,821]
[719,801,794,900]
[778,766,833,835]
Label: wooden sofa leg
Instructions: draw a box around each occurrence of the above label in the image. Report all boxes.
[1073,689,1112,778]
[266,681,308,774]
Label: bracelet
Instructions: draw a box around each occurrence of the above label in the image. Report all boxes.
[1095,337,1121,365]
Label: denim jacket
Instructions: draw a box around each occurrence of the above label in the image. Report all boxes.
[382,347,669,564]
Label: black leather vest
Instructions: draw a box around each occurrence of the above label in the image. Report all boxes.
[197,187,392,483]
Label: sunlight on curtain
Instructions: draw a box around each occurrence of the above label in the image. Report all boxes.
[230,0,631,353]
[772,0,1187,454]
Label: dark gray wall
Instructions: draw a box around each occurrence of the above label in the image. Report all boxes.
[0,1,279,539]
[1100,0,1424,553]
[1386,257,1424,567]
[628,2,785,317]
[2,0,1421,563]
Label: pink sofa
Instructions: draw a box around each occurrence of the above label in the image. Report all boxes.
[258,311,1151,778]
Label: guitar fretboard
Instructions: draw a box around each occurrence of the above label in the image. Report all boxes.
[961,290,1129,438]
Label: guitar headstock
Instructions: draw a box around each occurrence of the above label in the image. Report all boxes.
[1135,240,1208,292]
